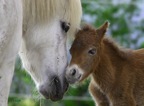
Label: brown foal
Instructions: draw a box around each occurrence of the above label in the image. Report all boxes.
[66,21,144,106]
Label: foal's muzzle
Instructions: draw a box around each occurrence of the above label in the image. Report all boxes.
[66,65,82,84]
[39,76,69,101]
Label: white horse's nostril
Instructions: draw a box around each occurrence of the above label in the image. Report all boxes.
[54,77,59,83]
[39,85,50,99]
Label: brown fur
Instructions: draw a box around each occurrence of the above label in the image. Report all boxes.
[69,22,144,106]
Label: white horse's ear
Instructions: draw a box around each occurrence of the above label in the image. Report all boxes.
[96,21,110,40]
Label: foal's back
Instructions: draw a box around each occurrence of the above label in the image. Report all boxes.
[128,49,144,105]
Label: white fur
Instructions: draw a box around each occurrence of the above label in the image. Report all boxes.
[0,0,22,106]
[0,0,82,105]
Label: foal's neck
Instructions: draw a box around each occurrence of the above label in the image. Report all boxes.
[92,38,130,92]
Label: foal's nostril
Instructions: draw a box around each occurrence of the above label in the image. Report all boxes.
[71,69,76,76]
[78,74,82,79]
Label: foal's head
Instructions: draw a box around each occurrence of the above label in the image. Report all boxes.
[66,22,109,84]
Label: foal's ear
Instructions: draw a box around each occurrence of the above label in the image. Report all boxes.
[96,21,109,40]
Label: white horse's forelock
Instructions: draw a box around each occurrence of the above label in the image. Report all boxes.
[23,0,81,20]
[23,0,82,35]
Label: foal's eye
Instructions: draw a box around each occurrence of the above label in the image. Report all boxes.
[88,48,96,55]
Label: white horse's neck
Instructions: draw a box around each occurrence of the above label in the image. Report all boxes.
[0,0,22,106]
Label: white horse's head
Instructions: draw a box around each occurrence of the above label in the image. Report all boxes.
[19,0,82,101]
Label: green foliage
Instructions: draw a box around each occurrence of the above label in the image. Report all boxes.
[9,0,144,106]
[82,0,144,48]
[8,97,40,106]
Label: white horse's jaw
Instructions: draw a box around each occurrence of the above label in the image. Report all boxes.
[19,19,69,100]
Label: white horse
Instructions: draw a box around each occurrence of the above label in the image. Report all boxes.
[0,0,82,105]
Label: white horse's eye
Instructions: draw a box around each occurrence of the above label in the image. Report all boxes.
[61,21,70,33]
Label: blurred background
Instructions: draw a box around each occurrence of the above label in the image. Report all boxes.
[9,0,144,106]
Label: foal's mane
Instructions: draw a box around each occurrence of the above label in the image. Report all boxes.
[102,37,131,60]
